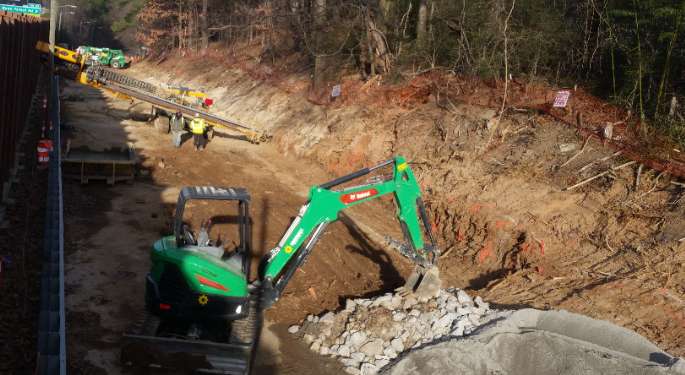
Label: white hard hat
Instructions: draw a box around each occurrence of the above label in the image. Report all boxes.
[194,113,199,117]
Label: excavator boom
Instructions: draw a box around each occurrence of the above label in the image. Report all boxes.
[260,156,440,306]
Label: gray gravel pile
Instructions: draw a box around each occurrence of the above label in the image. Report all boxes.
[287,288,501,375]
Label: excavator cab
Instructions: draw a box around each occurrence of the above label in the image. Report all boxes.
[123,187,259,374]
[146,186,253,321]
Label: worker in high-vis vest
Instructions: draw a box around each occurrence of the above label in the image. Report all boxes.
[190,113,208,151]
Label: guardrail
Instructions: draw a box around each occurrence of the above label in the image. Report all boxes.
[36,75,66,375]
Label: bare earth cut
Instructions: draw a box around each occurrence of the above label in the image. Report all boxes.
[62,54,685,374]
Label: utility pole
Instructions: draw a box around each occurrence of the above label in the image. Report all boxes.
[49,0,59,51]
[50,0,60,74]
[49,0,60,98]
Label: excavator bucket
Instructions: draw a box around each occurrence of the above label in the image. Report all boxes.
[397,265,442,301]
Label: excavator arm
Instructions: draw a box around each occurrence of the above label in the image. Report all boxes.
[260,156,440,307]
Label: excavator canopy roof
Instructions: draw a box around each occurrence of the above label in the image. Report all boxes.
[177,186,250,203]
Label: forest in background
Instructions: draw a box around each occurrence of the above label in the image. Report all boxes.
[74,0,685,146]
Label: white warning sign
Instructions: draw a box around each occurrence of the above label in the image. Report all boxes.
[553,91,571,108]
[331,84,342,98]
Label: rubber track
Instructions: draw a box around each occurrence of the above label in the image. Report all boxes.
[122,293,262,375]
[229,294,262,348]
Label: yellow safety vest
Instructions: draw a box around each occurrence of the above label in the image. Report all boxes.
[190,118,206,135]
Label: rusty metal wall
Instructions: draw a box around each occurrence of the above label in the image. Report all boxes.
[0,11,48,187]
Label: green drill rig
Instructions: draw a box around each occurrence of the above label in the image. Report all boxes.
[76,46,128,69]
[121,156,441,374]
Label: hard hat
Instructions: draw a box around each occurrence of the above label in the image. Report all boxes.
[194,113,199,117]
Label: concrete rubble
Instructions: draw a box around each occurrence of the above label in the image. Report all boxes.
[290,289,685,375]
[288,288,504,375]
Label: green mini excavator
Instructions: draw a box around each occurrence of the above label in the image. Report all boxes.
[121,156,441,374]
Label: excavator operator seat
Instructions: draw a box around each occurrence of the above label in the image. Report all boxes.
[173,186,252,275]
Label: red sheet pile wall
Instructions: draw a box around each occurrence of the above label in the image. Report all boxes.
[0,11,47,187]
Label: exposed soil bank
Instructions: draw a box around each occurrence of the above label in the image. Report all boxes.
[127,58,685,356]
[62,80,412,374]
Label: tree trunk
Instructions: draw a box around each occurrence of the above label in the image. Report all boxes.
[186,1,193,51]
[656,5,683,116]
[428,1,435,37]
[416,0,429,48]
[201,0,208,51]
[366,11,390,75]
[313,0,326,26]
[312,0,327,90]
[178,0,184,51]
[632,0,645,122]
[379,0,393,19]
[288,0,304,52]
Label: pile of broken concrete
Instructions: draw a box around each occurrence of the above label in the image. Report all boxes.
[288,288,501,375]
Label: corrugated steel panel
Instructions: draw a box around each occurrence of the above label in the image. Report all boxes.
[0,11,47,187]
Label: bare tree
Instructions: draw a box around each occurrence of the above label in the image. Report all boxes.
[312,0,327,90]
[497,0,516,127]
[365,8,391,76]
[416,0,429,47]
[201,0,208,51]
[314,0,326,25]
[177,0,184,51]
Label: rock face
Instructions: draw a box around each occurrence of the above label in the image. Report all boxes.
[288,288,498,374]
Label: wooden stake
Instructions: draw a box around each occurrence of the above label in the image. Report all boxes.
[564,161,636,191]
[560,136,591,169]
[578,151,622,174]
[576,112,584,128]
[637,171,665,198]
[634,164,644,192]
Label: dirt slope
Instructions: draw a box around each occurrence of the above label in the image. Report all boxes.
[125,57,685,356]
[62,81,418,374]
